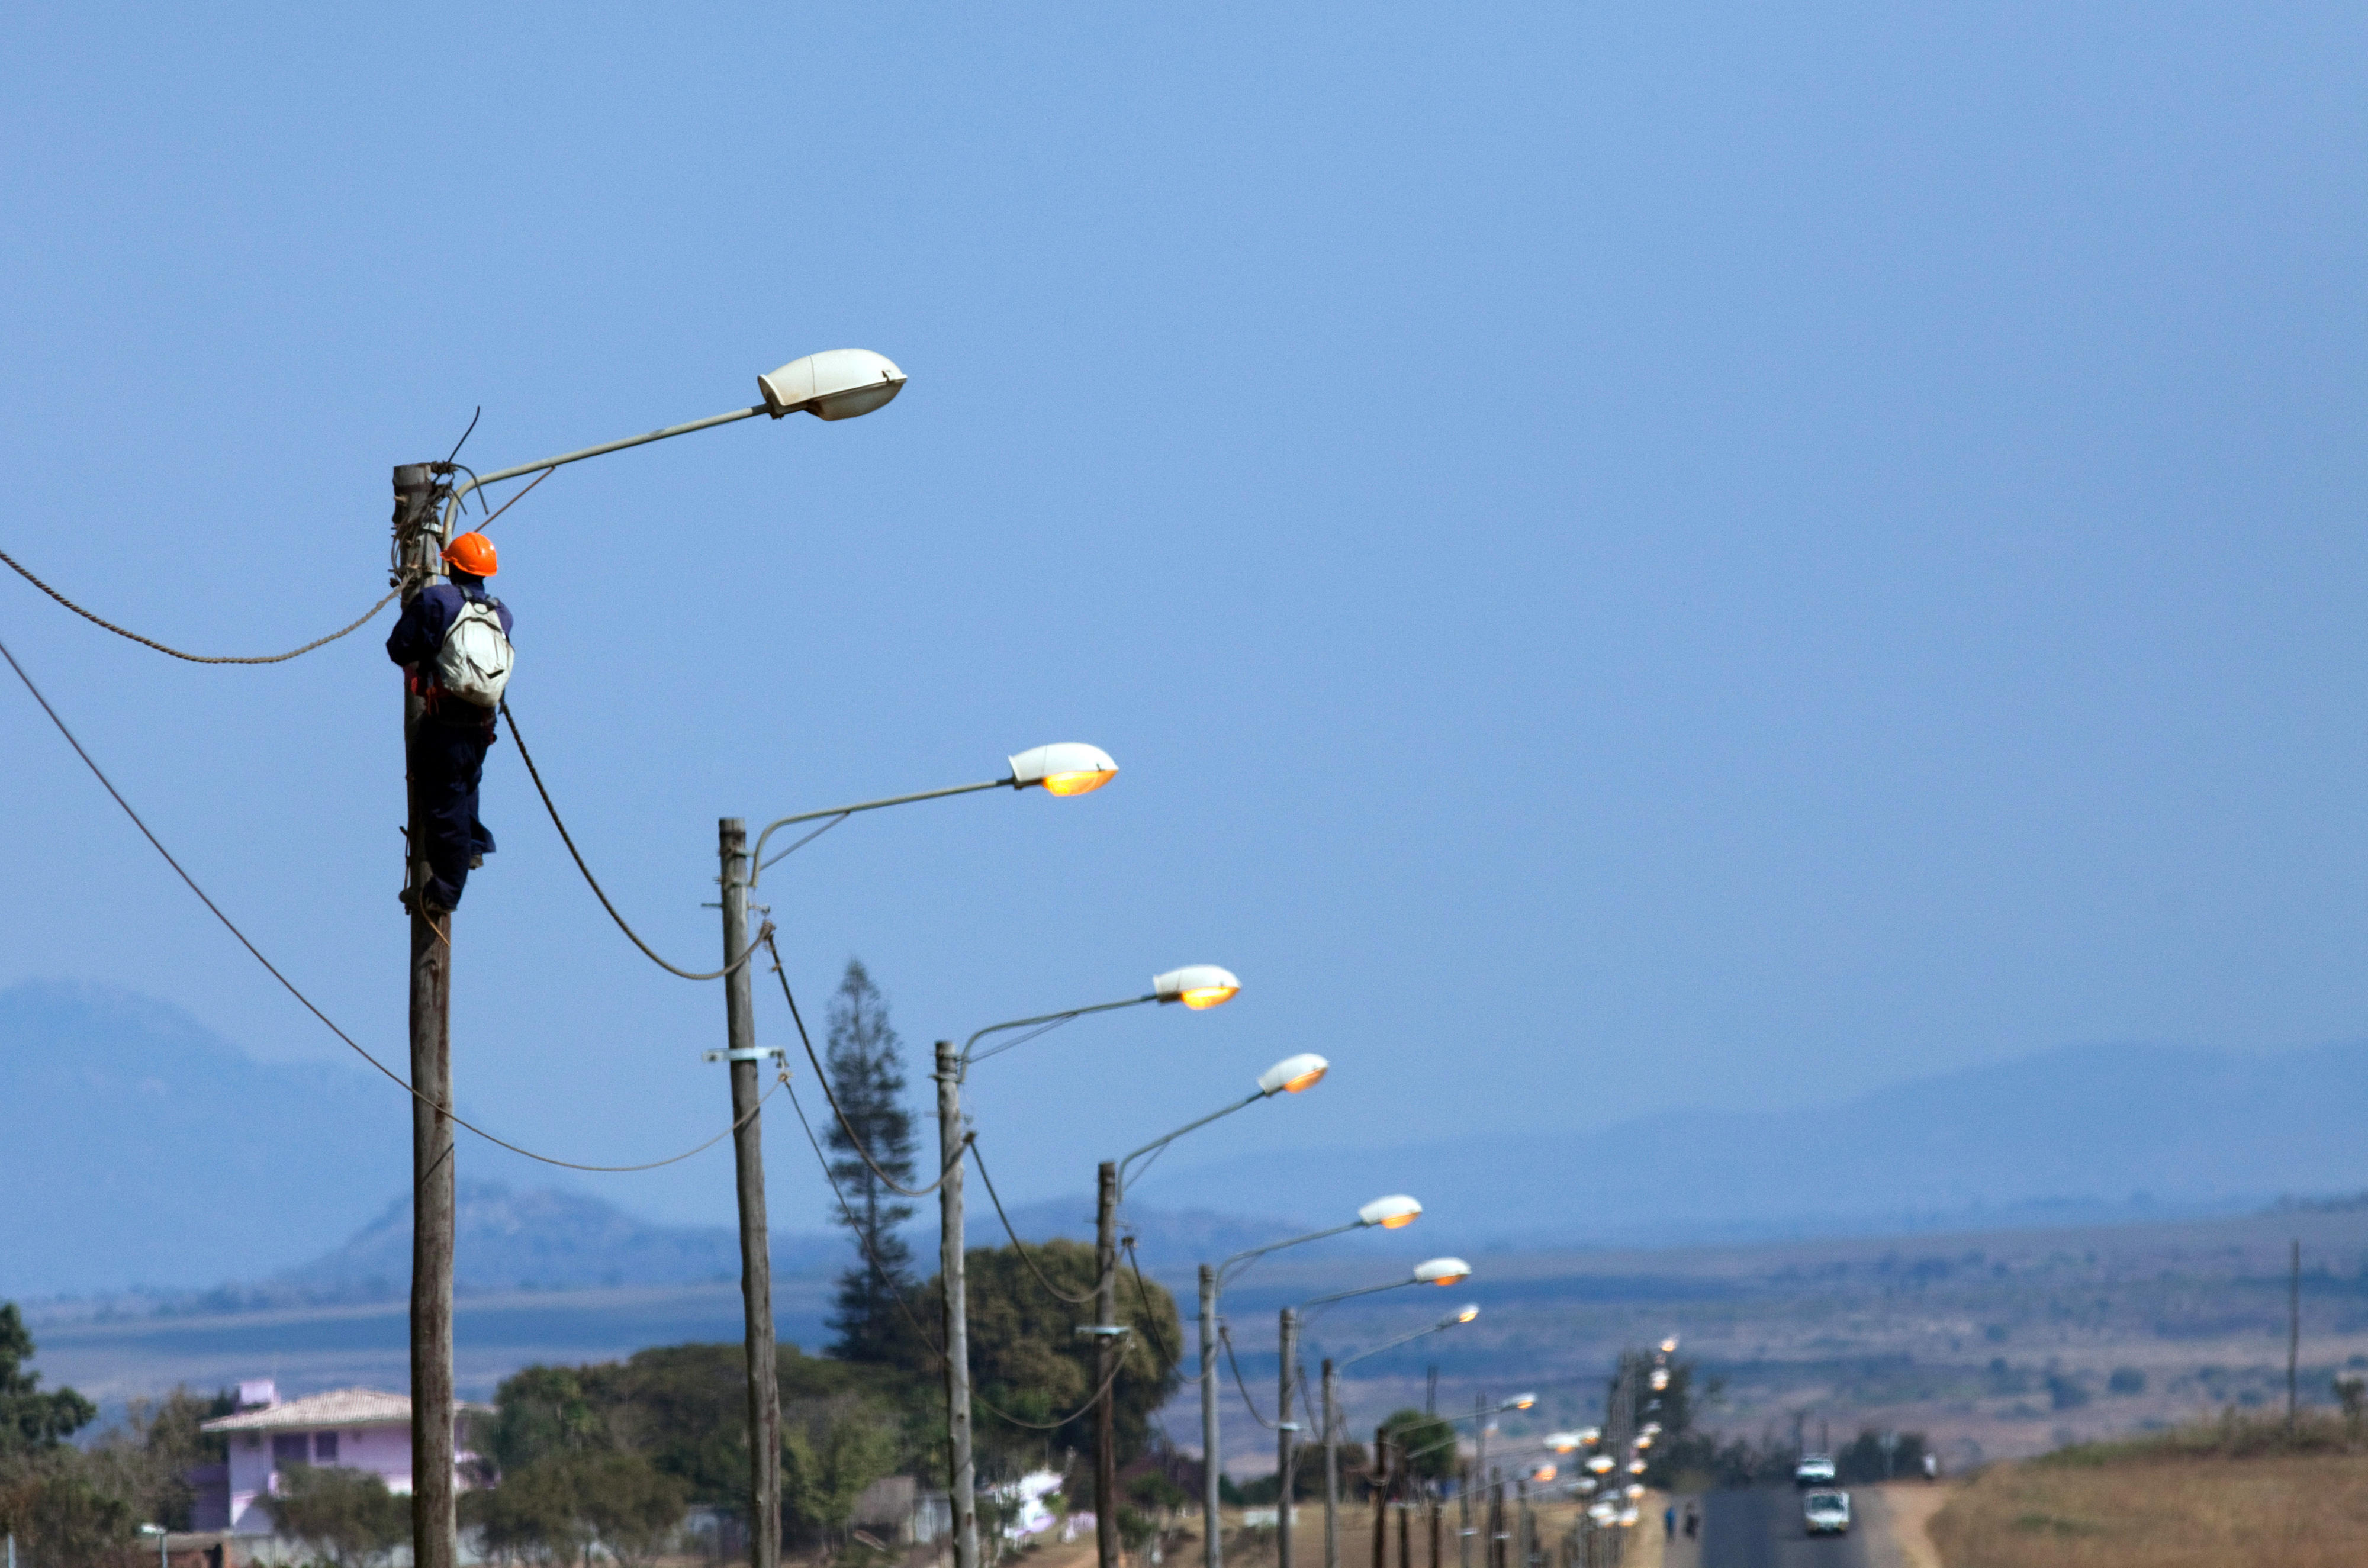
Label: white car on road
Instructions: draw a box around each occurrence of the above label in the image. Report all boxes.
[1803,1490,1852,1537]
[1794,1453,1837,1487]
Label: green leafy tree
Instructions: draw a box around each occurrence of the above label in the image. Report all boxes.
[468,1451,687,1568]
[267,1465,407,1566]
[909,1240,1182,1474]
[780,1399,899,1550]
[0,1305,96,1454]
[1376,1409,1458,1483]
[0,1459,134,1568]
[823,960,921,1364]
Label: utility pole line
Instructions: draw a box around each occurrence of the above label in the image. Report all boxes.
[937,1042,980,1568]
[2289,1238,2302,1433]
[393,463,456,1568]
[1201,1266,1222,1568]
[720,819,780,1568]
[1278,1306,1299,1568]
[1322,1358,1342,1568]
[1094,1161,1121,1568]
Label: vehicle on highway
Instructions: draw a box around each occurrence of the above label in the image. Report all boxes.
[1793,1453,1837,1487]
[1803,1490,1851,1536]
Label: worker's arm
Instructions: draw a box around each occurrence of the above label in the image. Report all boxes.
[384,587,454,668]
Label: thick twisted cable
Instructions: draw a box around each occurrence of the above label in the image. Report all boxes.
[1,548,398,663]
[775,1043,1134,1434]
[762,928,957,1197]
[0,630,778,1174]
[1221,1323,1280,1429]
[500,697,756,982]
[969,1138,1095,1306]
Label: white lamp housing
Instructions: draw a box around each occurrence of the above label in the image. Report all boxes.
[1413,1256,1471,1285]
[1546,1433,1584,1453]
[1008,742,1118,796]
[1447,1303,1480,1325]
[1357,1194,1422,1229]
[758,349,907,421]
[1257,1052,1329,1095]
[1153,965,1241,1009]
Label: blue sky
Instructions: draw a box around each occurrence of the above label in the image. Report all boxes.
[2,5,2364,1236]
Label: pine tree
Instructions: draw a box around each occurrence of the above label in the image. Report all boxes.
[822,958,919,1361]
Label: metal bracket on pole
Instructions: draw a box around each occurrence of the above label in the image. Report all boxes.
[1073,1325,1133,1338]
[704,1047,787,1065]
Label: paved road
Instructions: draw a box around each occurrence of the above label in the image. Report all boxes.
[1683,1489,1884,1568]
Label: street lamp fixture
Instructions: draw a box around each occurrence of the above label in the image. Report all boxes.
[758,349,908,421]
[1199,1197,1423,1568]
[712,739,1125,1568]
[1008,742,1120,797]
[1082,1054,1332,1568]
[1154,964,1243,1009]
[938,968,1243,1568]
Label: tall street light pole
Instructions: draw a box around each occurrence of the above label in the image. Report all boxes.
[383,348,906,1568]
[1198,1196,1428,1568]
[1281,1261,1471,1568]
[942,965,1245,1568]
[1092,1054,1335,1568]
[722,742,1118,1568]
[1311,1300,1479,1568]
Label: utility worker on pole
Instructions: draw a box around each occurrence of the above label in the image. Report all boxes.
[387,530,514,916]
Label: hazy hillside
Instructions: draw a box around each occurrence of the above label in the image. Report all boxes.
[272,1180,846,1299]
[0,981,409,1295]
[1156,1038,2368,1247]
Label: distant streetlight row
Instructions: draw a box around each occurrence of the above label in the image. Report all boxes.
[399,350,1485,1568]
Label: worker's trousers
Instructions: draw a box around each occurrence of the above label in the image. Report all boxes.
[409,706,497,911]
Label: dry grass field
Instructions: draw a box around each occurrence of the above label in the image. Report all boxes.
[1926,1415,2368,1567]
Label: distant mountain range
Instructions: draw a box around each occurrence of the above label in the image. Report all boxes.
[1155,1038,2368,1248]
[14,979,2368,1300]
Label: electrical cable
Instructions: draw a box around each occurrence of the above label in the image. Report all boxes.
[778,1068,948,1353]
[761,927,956,1198]
[0,629,774,1174]
[1,548,399,663]
[1221,1324,1279,1429]
[1123,1236,1182,1375]
[967,1139,1095,1306]
[499,696,758,982]
[773,1060,1119,1435]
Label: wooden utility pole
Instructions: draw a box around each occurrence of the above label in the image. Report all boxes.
[1093,1160,1121,1568]
[1278,1307,1299,1568]
[2289,1238,2302,1433]
[392,463,456,1568]
[1371,1431,1390,1568]
[939,1042,980,1568]
[720,819,780,1568]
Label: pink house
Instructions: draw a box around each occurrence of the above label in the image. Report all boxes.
[197,1380,481,1535]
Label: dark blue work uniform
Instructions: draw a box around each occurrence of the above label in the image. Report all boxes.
[386,578,514,912]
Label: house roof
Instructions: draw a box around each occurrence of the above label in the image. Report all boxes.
[201,1388,419,1432]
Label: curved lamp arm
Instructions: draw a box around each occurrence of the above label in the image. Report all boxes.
[960,994,1160,1077]
[749,777,1011,883]
[1332,1306,1480,1369]
[439,405,770,537]
[1117,1091,1263,1196]
[1215,1220,1360,1291]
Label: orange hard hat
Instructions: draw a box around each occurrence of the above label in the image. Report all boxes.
[443,532,498,577]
